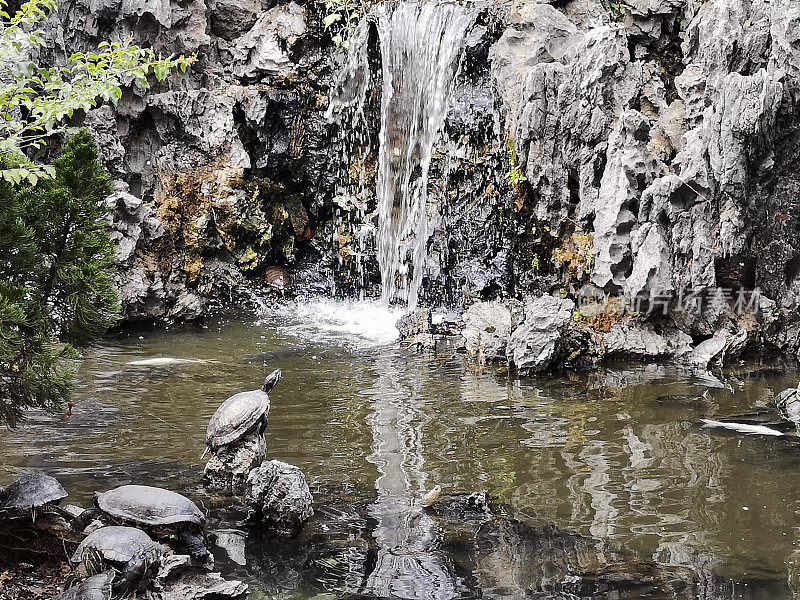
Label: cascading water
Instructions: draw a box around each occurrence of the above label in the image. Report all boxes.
[328,2,475,310]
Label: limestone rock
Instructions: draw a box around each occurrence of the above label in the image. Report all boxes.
[461,302,512,363]
[245,460,313,535]
[232,3,306,79]
[203,430,267,493]
[604,323,692,359]
[508,296,575,374]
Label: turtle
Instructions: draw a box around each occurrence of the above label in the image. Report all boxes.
[71,526,161,599]
[0,473,68,522]
[204,369,281,456]
[55,570,115,600]
[71,485,209,559]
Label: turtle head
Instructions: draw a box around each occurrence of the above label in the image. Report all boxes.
[262,369,282,394]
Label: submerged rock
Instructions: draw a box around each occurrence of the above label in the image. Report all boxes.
[245,460,313,535]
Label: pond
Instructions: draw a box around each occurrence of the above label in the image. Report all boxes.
[2,300,800,599]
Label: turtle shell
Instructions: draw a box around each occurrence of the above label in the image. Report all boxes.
[265,266,292,291]
[54,571,115,600]
[0,473,67,510]
[73,526,160,566]
[206,389,270,450]
[95,485,205,527]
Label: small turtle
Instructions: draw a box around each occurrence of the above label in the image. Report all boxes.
[72,485,209,559]
[777,383,800,423]
[205,369,281,456]
[419,485,442,508]
[55,571,115,600]
[72,527,160,599]
[0,473,68,522]
[265,266,292,293]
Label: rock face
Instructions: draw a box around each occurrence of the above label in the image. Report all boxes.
[489,0,800,358]
[203,431,267,493]
[245,460,313,535]
[29,0,800,360]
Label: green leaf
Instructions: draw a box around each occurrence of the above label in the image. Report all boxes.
[323,12,341,27]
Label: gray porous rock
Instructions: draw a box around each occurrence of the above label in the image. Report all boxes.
[245,460,313,535]
[461,301,512,363]
[142,553,248,600]
[604,323,693,359]
[203,430,267,493]
[490,0,800,354]
[508,296,575,374]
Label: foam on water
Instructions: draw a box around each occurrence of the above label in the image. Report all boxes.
[267,299,404,348]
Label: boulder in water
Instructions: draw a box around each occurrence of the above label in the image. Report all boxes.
[461,301,512,363]
[245,460,313,535]
[508,296,575,374]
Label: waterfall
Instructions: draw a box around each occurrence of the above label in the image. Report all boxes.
[328,2,475,310]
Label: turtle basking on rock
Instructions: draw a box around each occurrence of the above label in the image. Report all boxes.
[0,473,68,523]
[70,526,161,599]
[205,369,281,454]
[203,369,280,491]
[71,485,209,559]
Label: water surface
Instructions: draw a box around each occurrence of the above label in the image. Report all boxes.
[2,300,800,598]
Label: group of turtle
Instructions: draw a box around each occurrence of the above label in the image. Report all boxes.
[0,368,286,600]
[0,475,208,599]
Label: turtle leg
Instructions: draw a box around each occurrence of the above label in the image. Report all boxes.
[178,526,210,560]
[112,559,146,600]
[71,507,105,532]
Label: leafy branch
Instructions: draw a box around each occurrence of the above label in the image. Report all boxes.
[0,0,195,184]
[321,0,368,48]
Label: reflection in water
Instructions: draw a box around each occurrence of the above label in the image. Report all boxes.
[363,348,458,599]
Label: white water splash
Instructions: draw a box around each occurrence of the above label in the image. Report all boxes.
[268,299,403,348]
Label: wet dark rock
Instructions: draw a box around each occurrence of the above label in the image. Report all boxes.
[396,308,434,347]
[245,460,313,535]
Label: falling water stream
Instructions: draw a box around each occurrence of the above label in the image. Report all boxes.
[329,2,475,310]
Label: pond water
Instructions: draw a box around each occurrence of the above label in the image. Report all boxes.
[2,300,800,599]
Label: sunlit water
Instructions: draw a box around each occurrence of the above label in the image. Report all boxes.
[2,301,800,598]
